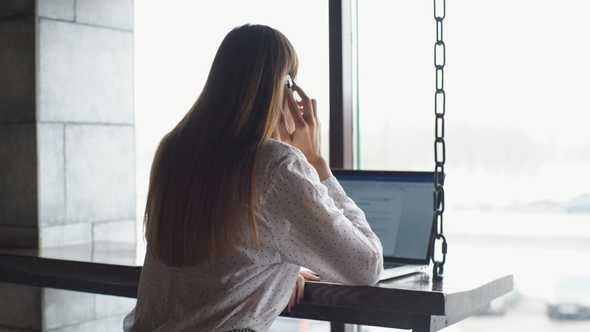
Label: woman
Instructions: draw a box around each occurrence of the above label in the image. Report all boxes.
[124,24,383,332]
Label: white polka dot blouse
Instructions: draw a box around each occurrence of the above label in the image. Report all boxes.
[123,139,383,332]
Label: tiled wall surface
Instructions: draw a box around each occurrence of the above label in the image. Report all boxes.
[0,2,36,123]
[43,291,135,332]
[0,283,42,331]
[37,19,134,124]
[0,242,137,331]
[0,0,135,246]
[0,124,38,232]
[0,0,137,330]
[0,2,38,249]
[0,284,135,332]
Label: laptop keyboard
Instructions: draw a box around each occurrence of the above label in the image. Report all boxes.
[383,262,404,270]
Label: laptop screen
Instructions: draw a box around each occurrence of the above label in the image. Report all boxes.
[332,170,434,264]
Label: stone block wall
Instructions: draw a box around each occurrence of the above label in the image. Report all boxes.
[0,0,137,330]
[0,283,136,332]
[0,1,38,247]
[0,0,135,248]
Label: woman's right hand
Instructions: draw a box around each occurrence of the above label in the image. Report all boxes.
[279,84,332,181]
[287,271,322,314]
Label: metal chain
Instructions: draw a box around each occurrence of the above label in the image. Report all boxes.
[432,0,447,281]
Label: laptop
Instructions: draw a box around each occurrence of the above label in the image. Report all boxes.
[332,169,435,280]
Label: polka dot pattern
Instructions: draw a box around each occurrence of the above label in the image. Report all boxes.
[123,139,383,332]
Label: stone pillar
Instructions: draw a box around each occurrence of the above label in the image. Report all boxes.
[0,0,136,330]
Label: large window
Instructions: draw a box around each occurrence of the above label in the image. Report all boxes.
[355,1,432,171]
[135,0,331,248]
[136,1,590,331]
[354,1,590,331]
[134,1,331,330]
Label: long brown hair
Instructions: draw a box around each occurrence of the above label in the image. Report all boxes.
[144,25,299,266]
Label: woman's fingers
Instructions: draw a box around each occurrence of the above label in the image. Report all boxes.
[300,271,322,282]
[280,83,329,178]
[295,274,308,307]
[291,84,314,122]
[288,274,304,313]
[296,274,305,305]
[287,271,323,314]
[285,86,305,128]
[287,84,316,125]
[287,278,297,313]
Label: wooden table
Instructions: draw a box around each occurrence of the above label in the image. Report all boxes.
[0,251,512,332]
[290,270,512,331]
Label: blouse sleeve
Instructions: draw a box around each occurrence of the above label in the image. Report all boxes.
[261,154,383,285]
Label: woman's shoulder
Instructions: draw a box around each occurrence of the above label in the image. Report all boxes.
[259,139,304,163]
[256,140,308,189]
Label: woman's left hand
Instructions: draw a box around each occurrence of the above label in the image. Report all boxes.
[287,271,322,313]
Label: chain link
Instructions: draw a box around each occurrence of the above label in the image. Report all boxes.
[432,0,447,280]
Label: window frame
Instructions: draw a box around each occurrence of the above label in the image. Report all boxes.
[329,0,354,169]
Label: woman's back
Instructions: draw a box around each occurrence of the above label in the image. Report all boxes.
[124,140,382,331]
